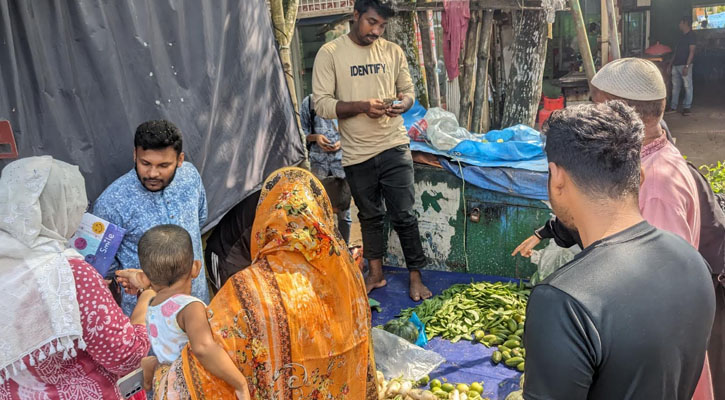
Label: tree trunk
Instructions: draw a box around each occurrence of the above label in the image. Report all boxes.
[459,11,481,129]
[417,11,441,108]
[501,9,548,128]
[471,11,494,133]
[269,0,308,165]
[384,11,428,108]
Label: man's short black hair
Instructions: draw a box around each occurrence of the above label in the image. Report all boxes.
[134,120,183,154]
[680,15,692,26]
[354,0,395,19]
[321,177,352,211]
[138,224,194,287]
[543,101,644,200]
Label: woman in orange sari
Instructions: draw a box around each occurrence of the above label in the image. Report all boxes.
[153,167,377,399]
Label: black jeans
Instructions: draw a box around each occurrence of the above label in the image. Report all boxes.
[345,144,426,270]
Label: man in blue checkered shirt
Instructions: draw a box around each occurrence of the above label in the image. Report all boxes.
[301,94,352,244]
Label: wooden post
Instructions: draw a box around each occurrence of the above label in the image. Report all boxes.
[417,11,441,108]
[459,11,481,129]
[605,0,621,59]
[601,0,609,65]
[471,11,494,133]
[501,9,549,128]
[492,20,505,129]
[568,0,596,82]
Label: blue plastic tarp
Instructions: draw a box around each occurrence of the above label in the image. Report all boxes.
[370,267,523,400]
[451,125,545,162]
[401,103,548,172]
[440,159,549,201]
[403,100,428,130]
[410,141,549,172]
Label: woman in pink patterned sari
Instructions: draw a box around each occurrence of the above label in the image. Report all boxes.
[0,157,153,399]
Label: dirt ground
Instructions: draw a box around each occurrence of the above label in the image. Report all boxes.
[665,85,725,168]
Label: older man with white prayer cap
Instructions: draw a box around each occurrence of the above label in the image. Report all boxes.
[594,58,718,400]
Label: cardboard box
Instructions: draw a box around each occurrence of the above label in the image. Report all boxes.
[70,213,126,277]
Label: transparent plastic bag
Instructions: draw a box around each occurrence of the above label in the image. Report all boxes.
[424,108,480,151]
[530,240,581,284]
[372,328,445,381]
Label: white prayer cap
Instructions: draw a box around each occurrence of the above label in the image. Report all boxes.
[591,58,666,101]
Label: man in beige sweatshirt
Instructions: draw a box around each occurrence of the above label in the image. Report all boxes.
[312,0,432,301]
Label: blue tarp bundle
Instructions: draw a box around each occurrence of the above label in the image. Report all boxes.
[440,159,549,201]
[403,104,548,172]
[370,267,522,400]
[402,104,548,199]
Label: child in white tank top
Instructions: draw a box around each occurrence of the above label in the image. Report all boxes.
[135,225,249,399]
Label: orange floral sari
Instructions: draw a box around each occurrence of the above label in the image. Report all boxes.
[154,167,377,400]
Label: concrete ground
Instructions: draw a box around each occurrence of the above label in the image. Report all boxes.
[665,85,725,168]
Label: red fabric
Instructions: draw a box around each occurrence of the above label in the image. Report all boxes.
[441,0,470,80]
[0,258,150,400]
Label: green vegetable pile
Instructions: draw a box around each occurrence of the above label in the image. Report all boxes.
[701,161,725,194]
[398,281,530,371]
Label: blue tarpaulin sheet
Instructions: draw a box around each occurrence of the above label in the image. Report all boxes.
[410,141,548,172]
[439,159,549,201]
[371,267,523,400]
[402,105,548,172]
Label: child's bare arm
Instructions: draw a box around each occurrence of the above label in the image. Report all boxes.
[140,356,159,391]
[178,302,249,396]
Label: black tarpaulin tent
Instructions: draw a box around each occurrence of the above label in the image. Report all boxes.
[0,0,305,229]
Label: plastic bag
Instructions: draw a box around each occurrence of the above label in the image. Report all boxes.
[530,240,581,284]
[409,312,428,347]
[372,328,445,381]
[424,108,480,151]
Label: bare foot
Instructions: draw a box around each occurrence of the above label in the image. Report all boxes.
[409,270,432,301]
[365,259,387,294]
[365,273,387,293]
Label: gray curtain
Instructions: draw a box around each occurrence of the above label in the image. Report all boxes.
[0,0,305,229]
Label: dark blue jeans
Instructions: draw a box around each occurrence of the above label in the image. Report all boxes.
[344,144,426,270]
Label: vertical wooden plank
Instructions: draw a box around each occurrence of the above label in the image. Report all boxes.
[471,10,494,133]
[417,10,441,107]
[459,10,481,129]
[605,0,621,59]
[492,20,505,129]
[601,0,610,64]
[568,0,597,81]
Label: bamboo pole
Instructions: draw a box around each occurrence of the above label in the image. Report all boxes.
[471,10,494,133]
[417,10,441,107]
[605,0,621,59]
[459,11,481,129]
[568,0,596,82]
[601,0,609,64]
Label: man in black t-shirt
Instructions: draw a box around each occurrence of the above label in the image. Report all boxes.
[669,15,697,115]
[523,102,715,399]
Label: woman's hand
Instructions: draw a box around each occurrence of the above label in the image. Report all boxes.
[115,269,147,294]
